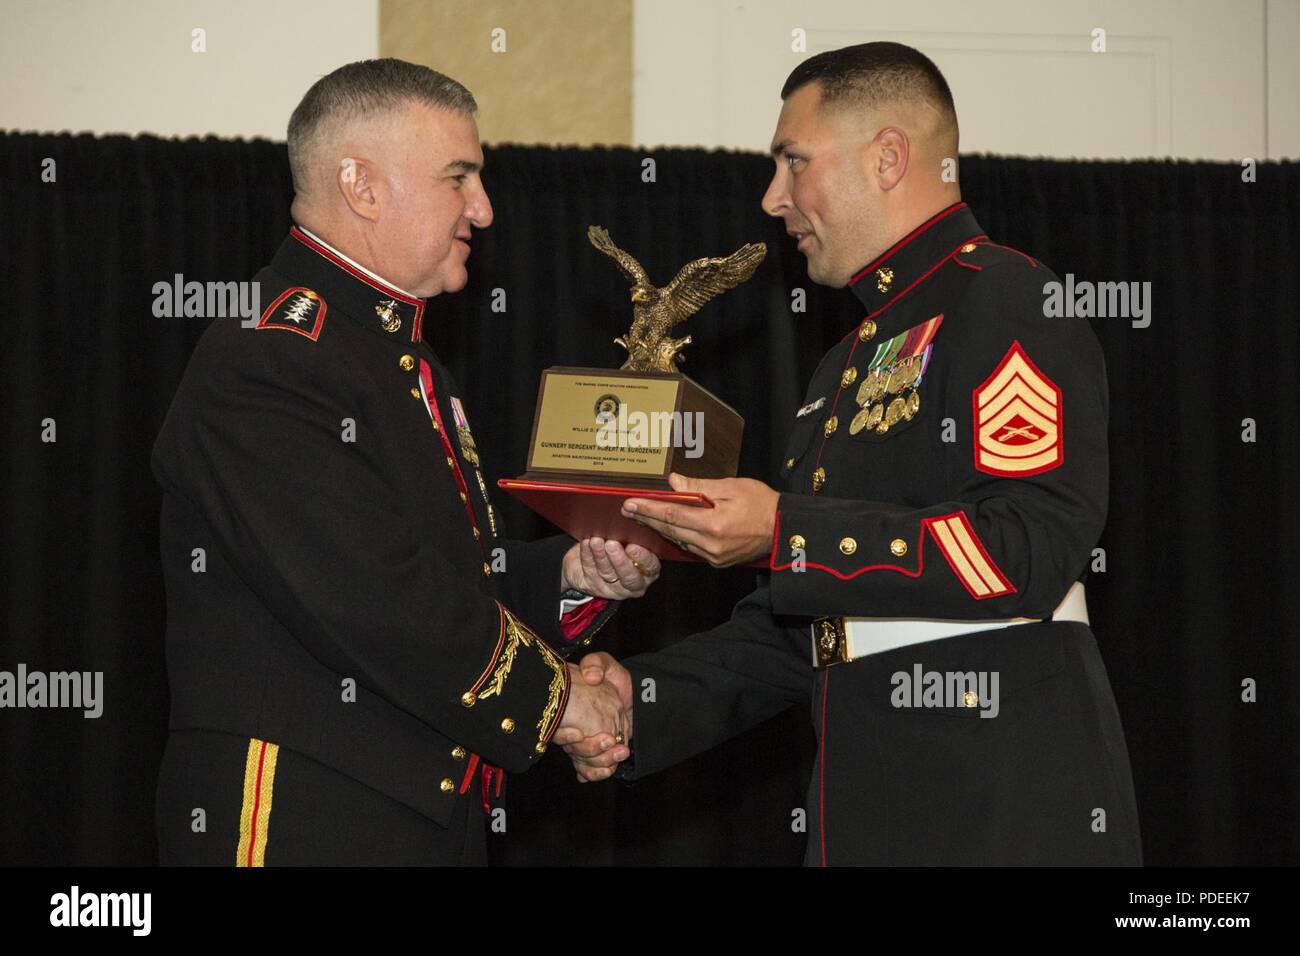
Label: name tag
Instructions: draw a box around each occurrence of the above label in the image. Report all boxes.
[796,397,826,418]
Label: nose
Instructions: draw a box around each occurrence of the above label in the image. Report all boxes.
[467,179,494,229]
[761,166,790,219]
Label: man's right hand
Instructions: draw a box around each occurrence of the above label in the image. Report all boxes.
[552,653,634,782]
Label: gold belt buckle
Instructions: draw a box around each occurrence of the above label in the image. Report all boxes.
[811,616,850,670]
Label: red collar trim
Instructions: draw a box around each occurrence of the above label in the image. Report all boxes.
[847,202,968,287]
[839,233,987,344]
[289,226,426,343]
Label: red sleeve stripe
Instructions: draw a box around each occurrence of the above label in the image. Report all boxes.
[466,604,509,697]
[923,512,1015,599]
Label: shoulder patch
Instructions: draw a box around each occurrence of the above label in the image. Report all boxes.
[954,240,1038,272]
[972,340,1062,476]
[256,287,327,341]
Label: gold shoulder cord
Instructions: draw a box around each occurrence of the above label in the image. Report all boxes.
[475,605,568,751]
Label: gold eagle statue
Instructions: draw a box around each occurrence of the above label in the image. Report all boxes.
[588,225,766,373]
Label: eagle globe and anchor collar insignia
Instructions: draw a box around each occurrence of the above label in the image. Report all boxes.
[266,226,430,344]
[845,201,986,327]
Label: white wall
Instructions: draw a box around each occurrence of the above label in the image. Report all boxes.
[4,0,1296,161]
[634,0,1300,160]
[0,0,379,138]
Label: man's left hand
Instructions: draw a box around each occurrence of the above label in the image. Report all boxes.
[562,537,661,599]
[622,472,779,568]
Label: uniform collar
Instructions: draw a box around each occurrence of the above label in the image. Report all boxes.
[845,201,986,323]
[272,225,428,344]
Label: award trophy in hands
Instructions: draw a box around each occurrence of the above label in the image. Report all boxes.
[499,227,765,561]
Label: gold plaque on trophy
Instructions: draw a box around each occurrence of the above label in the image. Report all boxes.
[524,366,743,485]
[499,227,765,559]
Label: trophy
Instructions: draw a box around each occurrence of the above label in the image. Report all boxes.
[499,226,765,560]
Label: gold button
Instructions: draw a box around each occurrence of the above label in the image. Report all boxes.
[962,690,980,708]
[789,534,806,551]
[451,746,466,760]
[431,419,440,432]
[398,354,415,372]
[482,562,491,577]
[890,538,908,557]
[812,467,826,493]
[410,387,421,399]
[440,777,455,794]
[840,367,858,388]
[785,457,795,470]
[534,742,547,755]
[472,527,480,539]
[446,456,456,469]
[858,319,877,342]
[501,717,516,734]
[460,691,476,708]
[823,415,838,437]
[960,243,978,253]
[839,537,857,555]
[459,491,468,503]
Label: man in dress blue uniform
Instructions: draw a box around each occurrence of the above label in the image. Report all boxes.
[152,59,659,866]
[558,42,1142,866]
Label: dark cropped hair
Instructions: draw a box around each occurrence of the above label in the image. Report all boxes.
[782,42,958,148]
[287,58,476,194]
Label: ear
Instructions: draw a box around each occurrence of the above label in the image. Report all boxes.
[337,157,381,223]
[873,127,910,191]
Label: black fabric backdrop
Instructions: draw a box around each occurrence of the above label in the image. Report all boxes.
[1,132,1296,865]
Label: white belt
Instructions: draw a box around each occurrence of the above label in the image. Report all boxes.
[810,582,1088,669]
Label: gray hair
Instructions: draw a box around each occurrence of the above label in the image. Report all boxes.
[287,58,477,195]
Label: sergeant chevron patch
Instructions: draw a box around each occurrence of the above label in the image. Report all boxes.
[973,341,1062,476]
[255,287,327,341]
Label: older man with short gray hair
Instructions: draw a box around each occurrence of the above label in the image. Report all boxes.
[151,58,657,866]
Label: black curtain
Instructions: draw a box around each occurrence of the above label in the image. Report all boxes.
[1,132,1296,866]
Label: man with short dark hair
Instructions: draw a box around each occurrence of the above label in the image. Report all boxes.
[152,58,659,866]
[559,42,1142,866]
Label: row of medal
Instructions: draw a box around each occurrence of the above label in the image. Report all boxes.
[450,396,499,537]
[849,352,925,436]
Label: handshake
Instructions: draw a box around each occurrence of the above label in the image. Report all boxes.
[546,469,782,783]
[553,654,634,782]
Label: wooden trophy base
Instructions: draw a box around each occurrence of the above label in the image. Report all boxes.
[502,367,742,562]
[497,478,713,562]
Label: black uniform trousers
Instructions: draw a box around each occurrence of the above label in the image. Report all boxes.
[805,621,1141,866]
[627,616,1141,866]
[155,729,488,866]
